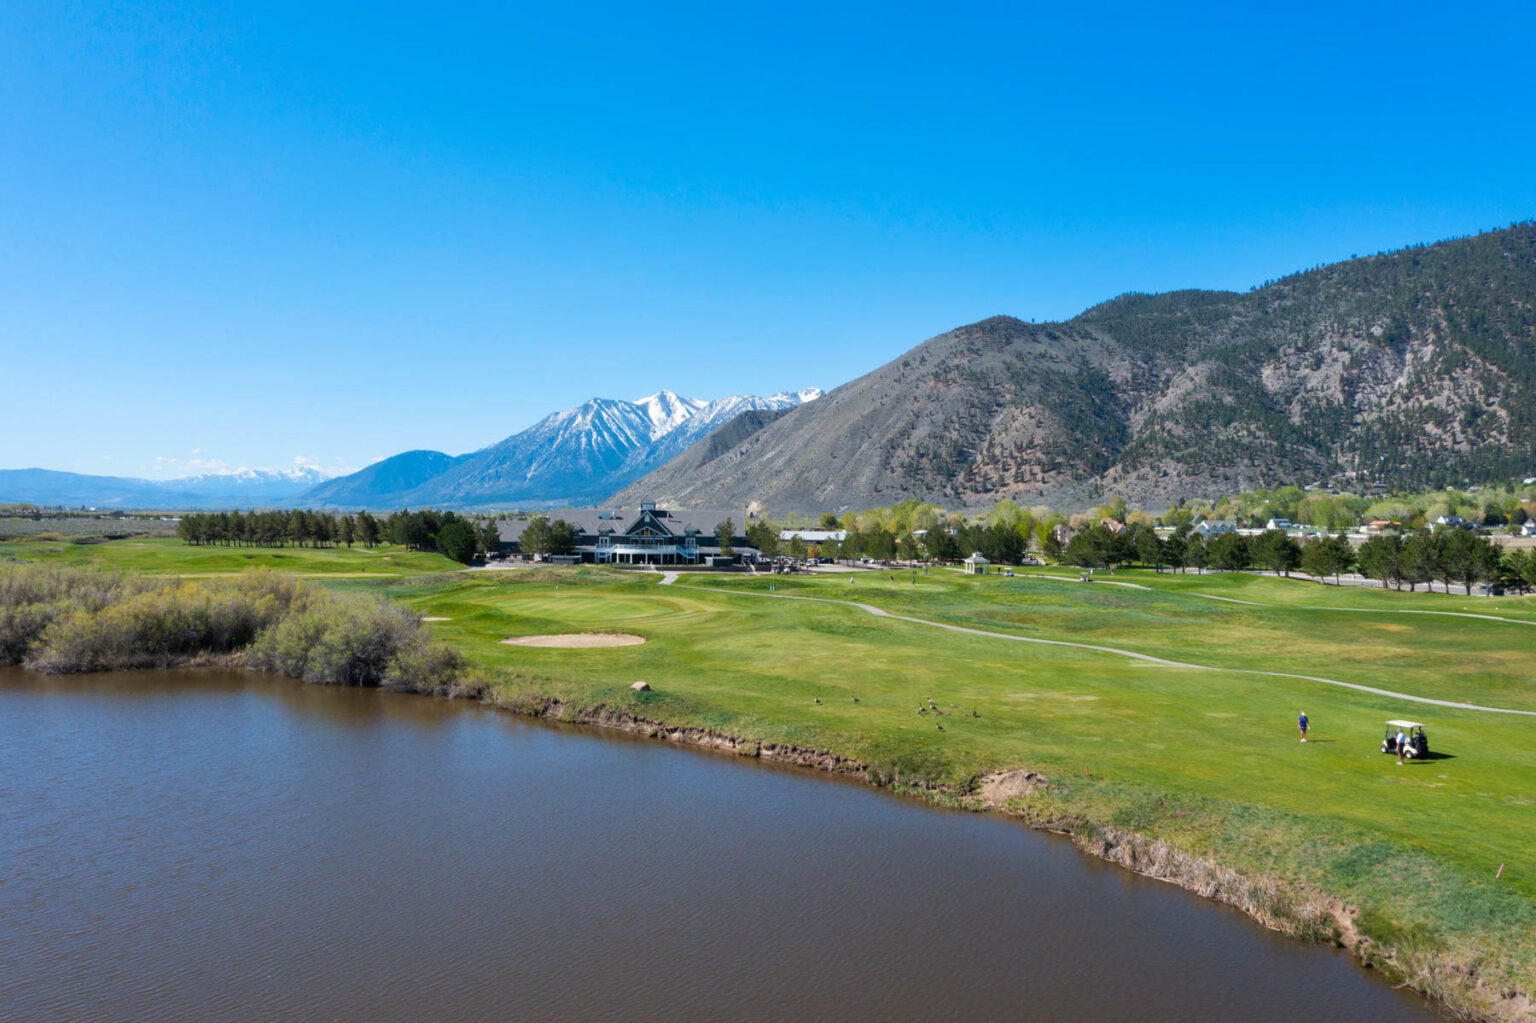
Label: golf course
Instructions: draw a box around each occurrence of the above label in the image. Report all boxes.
[4,536,1533,1017]
[391,562,1536,1016]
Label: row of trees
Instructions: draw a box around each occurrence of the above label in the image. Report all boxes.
[1165,483,1536,533]
[1046,522,1534,593]
[176,509,500,565]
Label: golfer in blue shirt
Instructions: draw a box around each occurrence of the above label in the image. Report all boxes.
[1298,711,1309,743]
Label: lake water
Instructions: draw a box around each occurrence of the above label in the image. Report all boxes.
[0,668,1438,1021]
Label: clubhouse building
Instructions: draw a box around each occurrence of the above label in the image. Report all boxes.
[496,502,756,566]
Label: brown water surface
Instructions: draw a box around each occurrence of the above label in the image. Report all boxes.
[0,668,1439,1021]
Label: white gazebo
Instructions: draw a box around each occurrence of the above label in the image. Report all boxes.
[962,551,990,575]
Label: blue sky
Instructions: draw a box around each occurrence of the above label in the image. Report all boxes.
[4,2,1535,478]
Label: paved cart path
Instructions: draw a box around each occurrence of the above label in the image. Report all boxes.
[675,582,1536,717]
[1188,591,1536,627]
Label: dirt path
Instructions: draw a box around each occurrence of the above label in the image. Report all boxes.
[677,584,1536,716]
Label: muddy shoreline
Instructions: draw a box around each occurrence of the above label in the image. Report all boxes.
[10,658,1523,1020]
[478,692,1523,1023]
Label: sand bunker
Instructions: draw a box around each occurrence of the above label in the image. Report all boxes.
[501,633,646,648]
[421,617,452,622]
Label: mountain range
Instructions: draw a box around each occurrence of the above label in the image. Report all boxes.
[9,225,1535,516]
[1,390,822,511]
[0,466,335,510]
[617,223,1536,512]
[298,389,822,509]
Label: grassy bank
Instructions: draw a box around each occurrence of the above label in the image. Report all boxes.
[382,565,1534,1020]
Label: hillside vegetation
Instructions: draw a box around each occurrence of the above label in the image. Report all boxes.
[618,223,1536,512]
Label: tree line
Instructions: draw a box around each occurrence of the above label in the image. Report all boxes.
[1054,522,1536,594]
[176,508,501,565]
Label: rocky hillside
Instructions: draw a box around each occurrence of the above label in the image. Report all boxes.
[614,223,1536,513]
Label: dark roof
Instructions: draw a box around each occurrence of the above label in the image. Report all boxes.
[496,505,751,543]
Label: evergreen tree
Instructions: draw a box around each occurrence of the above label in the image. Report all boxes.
[1251,530,1301,576]
[1182,534,1208,573]
[1207,532,1250,571]
[436,519,478,565]
[1356,534,1401,588]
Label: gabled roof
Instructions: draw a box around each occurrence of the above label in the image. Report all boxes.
[496,505,750,543]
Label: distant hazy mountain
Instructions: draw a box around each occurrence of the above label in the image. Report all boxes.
[298,388,823,509]
[616,224,1536,513]
[295,451,467,509]
[0,466,333,509]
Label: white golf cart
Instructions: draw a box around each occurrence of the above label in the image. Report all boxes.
[1380,719,1429,759]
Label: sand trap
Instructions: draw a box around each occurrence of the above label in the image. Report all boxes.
[421,616,452,622]
[501,633,646,648]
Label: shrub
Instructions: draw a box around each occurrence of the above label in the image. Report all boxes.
[0,563,465,691]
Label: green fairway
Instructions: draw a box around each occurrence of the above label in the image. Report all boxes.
[12,541,1531,1008]
[0,536,463,576]
[380,564,1536,1005]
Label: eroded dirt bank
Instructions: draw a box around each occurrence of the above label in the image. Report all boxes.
[475,693,1527,1023]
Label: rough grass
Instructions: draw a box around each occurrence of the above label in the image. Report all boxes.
[388,565,1536,1019]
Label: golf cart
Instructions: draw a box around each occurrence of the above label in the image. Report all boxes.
[1380,719,1429,759]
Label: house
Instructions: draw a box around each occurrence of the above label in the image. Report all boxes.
[1101,518,1126,534]
[496,502,756,565]
[1521,520,1536,537]
[1265,518,1293,531]
[1432,514,1474,531]
[1366,519,1401,533]
[1192,519,1236,538]
[962,552,990,575]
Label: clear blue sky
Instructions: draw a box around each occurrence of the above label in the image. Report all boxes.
[5,2,1535,478]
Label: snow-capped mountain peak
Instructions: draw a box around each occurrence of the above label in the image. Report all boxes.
[633,390,708,439]
[768,387,824,405]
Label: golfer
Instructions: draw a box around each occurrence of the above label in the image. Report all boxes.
[1298,711,1309,743]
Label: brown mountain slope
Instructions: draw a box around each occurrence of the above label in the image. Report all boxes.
[614,224,1536,513]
